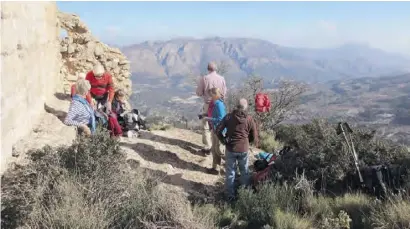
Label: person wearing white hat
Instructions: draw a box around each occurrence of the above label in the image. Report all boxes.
[85,64,115,112]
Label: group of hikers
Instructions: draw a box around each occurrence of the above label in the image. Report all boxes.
[196,62,259,201]
[64,64,144,139]
[64,61,259,201]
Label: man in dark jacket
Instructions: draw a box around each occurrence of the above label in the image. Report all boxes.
[216,98,258,200]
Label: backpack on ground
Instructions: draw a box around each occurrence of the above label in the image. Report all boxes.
[255,93,271,113]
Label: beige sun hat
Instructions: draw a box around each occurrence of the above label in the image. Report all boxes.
[93,64,105,77]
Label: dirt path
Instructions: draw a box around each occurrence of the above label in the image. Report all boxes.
[9,93,258,203]
[120,128,225,203]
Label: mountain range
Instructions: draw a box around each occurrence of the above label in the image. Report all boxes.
[121,37,410,85]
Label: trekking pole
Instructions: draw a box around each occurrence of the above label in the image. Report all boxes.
[339,122,364,184]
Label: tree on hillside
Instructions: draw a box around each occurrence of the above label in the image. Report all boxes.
[227,75,307,130]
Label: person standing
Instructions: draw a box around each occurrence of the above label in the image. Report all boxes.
[196,62,227,154]
[203,88,227,175]
[216,98,258,201]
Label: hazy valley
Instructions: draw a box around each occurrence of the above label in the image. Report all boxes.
[124,37,410,144]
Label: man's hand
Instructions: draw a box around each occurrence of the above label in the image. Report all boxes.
[80,124,91,137]
[106,101,112,113]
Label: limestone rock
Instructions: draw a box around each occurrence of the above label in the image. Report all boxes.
[67,44,75,54]
[60,46,68,53]
[58,11,132,96]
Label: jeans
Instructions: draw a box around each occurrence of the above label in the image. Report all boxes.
[225,150,250,198]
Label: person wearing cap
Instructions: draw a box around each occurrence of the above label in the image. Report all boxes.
[70,72,93,105]
[86,64,115,112]
[196,62,227,154]
[86,64,122,138]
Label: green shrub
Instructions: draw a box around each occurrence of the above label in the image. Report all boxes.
[235,183,298,227]
[273,119,410,192]
[318,210,351,229]
[333,193,374,229]
[234,174,316,228]
[1,130,216,229]
[259,131,283,153]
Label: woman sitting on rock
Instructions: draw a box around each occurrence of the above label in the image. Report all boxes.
[112,89,146,137]
[64,78,96,137]
[70,72,93,107]
[112,89,132,121]
[203,87,227,175]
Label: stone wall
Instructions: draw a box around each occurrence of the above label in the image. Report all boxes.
[0,2,62,172]
[58,12,132,96]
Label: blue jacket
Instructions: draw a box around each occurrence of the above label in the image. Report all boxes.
[210,99,227,131]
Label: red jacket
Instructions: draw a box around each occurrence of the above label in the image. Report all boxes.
[71,84,93,105]
[86,71,115,102]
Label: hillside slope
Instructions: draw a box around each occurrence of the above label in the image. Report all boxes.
[123,37,410,84]
[121,128,226,202]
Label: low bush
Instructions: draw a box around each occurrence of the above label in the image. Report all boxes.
[259,131,282,153]
[273,119,410,192]
[1,129,216,229]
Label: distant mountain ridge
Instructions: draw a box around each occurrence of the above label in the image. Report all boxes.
[122,37,410,84]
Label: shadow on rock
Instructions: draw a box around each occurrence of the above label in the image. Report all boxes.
[54,92,71,101]
[121,142,209,174]
[126,158,223,204]
[44,103,67,123]
[138,131,206,157]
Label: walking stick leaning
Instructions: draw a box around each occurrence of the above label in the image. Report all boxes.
[337,122,364,184]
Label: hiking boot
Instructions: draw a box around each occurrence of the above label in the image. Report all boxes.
[207,168,219,175]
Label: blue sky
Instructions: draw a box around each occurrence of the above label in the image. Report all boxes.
[57,1,410,55]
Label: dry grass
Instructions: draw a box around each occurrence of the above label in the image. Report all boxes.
[1,129,216,229]
[273,209,312,229]
[2,127,410,229]
[370,195,410,229]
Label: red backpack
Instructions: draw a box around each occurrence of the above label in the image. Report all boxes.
[255,93,271,113]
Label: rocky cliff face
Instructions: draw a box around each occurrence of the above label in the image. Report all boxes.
[58,12,132,95]
[1,5,133,173]
[1,2,63,173]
